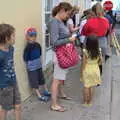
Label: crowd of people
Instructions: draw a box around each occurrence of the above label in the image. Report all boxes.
[49,2,116,112]
[0,1,117,120]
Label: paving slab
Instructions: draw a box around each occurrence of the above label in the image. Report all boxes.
[9,55,120,120]
[111,56,120,120]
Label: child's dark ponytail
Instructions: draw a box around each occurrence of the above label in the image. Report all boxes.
[86,35,99,59]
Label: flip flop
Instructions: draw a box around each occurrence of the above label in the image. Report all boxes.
[82,103,92,107]
[59,96,72,100]
[50,106,67,112]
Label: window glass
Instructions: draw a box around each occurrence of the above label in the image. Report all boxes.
[45,0,53,49]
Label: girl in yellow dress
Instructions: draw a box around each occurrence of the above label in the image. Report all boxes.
[80,35,102,106]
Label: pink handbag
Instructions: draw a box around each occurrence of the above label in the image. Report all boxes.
[55,43,79,69]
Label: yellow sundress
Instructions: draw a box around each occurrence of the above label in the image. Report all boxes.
[80,49,101,88]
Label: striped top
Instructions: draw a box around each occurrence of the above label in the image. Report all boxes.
[23,42,42,71]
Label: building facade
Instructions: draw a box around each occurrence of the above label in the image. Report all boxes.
[0,0,86,100]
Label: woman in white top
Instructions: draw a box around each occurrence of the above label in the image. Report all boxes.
[67,6,80,33]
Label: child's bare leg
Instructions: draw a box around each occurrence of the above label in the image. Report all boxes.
[88,87,93,104]
[34,89,41,97]
[15,104,21,120]
[83,87,87,103]
[83,87,90,104]
[0,107,7,120]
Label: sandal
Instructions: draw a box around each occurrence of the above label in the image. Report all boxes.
[50,106,67,112]
[82,103,92,107]
[59,96,72,100]
[97,84,100,87]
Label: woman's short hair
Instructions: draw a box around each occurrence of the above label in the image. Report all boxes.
[52,2,73,17]
[92,2,104,17]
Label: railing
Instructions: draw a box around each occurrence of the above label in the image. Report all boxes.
[112,32,120,55]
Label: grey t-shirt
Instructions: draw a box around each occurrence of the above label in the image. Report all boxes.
[49,18,71,47]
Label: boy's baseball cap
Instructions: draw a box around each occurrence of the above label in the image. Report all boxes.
[25,27,37,36]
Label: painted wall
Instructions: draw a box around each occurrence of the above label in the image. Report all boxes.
[0,0,86,101]
[0,0,42,100]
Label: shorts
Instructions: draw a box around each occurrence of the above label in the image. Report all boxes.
[53,52,68,80]
[98,36,111,57]
[0,84,21,110]
[28,68,45,89]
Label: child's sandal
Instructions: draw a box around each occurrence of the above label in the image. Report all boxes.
[82,103,92,107]
[59,96,72,100]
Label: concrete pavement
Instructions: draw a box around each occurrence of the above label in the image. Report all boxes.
[8,54,120,120]
[110,55,120,120]
[6,25,120,120]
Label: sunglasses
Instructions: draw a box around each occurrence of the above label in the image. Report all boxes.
[28,32,37,37]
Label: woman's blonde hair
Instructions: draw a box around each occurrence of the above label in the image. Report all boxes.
[72,6,79,12]
[70,5,79,16]
[92,2,104,17]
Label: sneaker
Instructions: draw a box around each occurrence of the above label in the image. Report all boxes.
[97,84,100,87]
[39,96,49,102]
[43,91,51,97]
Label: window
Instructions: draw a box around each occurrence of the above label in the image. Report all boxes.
[44,0,63,65]
[45,0,53,50]
[85,0,92,9]
[72,0,80,5]
[45,0,63,50]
